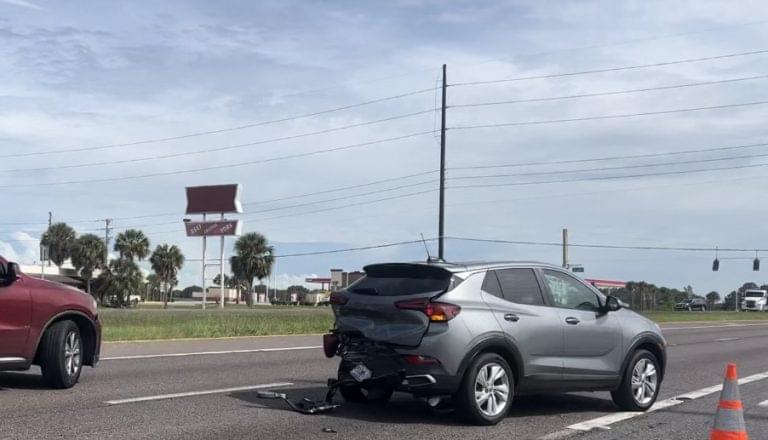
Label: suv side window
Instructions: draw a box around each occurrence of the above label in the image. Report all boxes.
[481,270,503,298]
[495,268,545,306]
[541,269,600,311]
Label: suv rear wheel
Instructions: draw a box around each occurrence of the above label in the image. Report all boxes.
[456,353,513,425]
[611,349,660,411]
[39,320,83,389]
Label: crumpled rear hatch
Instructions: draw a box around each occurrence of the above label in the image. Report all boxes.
[333,263,453,347]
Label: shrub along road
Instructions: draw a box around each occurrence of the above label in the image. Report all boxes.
[1,322,768,439]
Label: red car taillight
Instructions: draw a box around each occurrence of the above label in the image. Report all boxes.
[329,292,348,305]
[395,298,461,322]
[323,333,339,358]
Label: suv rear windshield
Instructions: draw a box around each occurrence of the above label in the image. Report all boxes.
[347,264,452,296]
[745,292,765,298]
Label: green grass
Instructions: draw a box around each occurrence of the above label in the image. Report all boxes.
[642,311,768,323]
[100,307,334,341]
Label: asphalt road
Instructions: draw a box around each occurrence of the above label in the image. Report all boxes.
[2,322,768,440]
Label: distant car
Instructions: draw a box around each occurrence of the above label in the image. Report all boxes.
[674,298,707,311]
[324,261,666,425]
[0,257,101,388]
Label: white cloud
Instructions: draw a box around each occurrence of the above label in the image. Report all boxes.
[1,0,42,11]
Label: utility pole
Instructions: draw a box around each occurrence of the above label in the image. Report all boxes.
[438,63,447,260]
[202,213,207,310]
[104,219,112,266]
[47,211,52,267]
[562,228,569,269]
[219,213,225,309]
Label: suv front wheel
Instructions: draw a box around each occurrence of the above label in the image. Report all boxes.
[39,320,83,389]
[456,353,514,425]
[612,349,660,411]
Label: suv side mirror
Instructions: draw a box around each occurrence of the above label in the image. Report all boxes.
[604,295,621,312]
[3,262,21,284]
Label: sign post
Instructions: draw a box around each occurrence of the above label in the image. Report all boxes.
[185,184,243,310]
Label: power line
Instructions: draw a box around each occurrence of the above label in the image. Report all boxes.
[108,180,439,231]
[0,130,435,189]
[0,88,437,159]
[449,100,768,131]
[243,169,439,206]
[450,48,768,87]
[451,75,768,108]
[448,160,768,190]
[449,150,768,181]
[446,236,767,253]
[450,140,768,171]
[0,109,436,170]
[274,238,438,258]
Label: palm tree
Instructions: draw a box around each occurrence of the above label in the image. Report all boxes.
[70,234,106,295]
[232,233,274,307]
[114,229,150,262]
[94,258,143,306]
[40,223,76,268]
[150,244,185,309]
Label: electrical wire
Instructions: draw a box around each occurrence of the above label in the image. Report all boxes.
[0,109,436,170]
[450,140,768,171]
[449,150,768,180]
[449,100,768,131]
[0,130,435,188]
[450,48,768,87]
[0,88,437,159]
[451,75,768,108]
[448,160,768,189]
[273,238,438,258]
[446,236,767,253]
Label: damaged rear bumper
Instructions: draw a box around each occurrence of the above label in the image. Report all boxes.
[335,337,459,396]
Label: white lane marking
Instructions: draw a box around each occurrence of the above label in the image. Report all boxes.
[662,322,768,331]
[105,382,293,405]
[566,369,768,433]
[714,337,740,342]
[101,345,322,360]
[758,400,768,407]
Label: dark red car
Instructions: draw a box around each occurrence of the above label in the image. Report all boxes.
[0,257,101,388]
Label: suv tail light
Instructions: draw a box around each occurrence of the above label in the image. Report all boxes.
[395,298,461,322]
[329,292,348,306]
[323,333,339,358]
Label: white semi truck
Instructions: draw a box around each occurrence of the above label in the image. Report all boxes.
[742,289,768,311]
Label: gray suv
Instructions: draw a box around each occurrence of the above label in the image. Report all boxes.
[323,261,666,425]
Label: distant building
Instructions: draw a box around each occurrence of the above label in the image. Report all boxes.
[19,263,90,291]
[330,268,364,291]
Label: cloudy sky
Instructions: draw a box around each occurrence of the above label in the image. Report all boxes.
[1,0,768,294]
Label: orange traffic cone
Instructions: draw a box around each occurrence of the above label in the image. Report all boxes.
[710,363,748,440]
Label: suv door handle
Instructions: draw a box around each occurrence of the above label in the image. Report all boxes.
[565,317,580,325]
[504,313,520,322]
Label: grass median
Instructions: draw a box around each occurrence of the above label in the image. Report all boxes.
[100,307,334,342]
[643,311,768,323]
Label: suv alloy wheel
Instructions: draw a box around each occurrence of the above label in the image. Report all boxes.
[611,349,660,411]
[457,353,514,425]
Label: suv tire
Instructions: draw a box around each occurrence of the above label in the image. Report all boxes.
[39,320,83,389]
[612,349,660,411]
[456,353,514,425]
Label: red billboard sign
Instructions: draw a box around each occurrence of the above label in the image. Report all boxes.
[185,220,241,237]
[185,184,242,214]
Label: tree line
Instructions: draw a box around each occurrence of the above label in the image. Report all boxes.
[39,222,273,308]
[604,281,768,311]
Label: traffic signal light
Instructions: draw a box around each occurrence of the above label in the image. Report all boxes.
[712,258,720,271]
